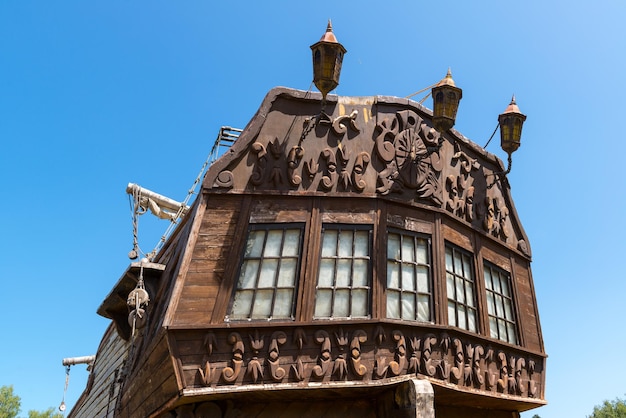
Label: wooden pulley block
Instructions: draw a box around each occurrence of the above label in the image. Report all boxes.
[128,308,147,329]
[127,288,150,308]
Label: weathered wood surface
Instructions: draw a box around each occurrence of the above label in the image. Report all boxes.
[69,325,130,418]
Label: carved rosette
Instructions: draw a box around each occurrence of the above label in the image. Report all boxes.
[375,110,443,205]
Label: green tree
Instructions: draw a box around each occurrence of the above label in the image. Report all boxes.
[589,396,626,418]
[0,385,21,418]
[27,408,63,418]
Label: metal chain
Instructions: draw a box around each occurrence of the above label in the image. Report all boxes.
[58,365,70,415]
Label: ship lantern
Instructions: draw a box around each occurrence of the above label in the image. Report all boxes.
[310,20,347,102]
[431,69,463,133]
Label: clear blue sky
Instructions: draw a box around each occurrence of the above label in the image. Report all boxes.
[1,1,624,416]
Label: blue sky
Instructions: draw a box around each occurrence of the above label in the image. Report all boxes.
[1,1,624,416]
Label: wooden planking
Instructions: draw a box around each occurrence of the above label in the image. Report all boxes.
[171,195,242,328]
[513,257,542,352]
[118,333,178,417]
[68,324,130,418]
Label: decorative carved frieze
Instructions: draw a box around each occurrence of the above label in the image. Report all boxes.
[181,325,543,401]
[446,148,478,222]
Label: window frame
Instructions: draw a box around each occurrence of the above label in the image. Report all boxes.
[445,242,479,333]
[385,229,434,323]
[226,223,305,322]
[313,223,373,320]
[483,261,519,344]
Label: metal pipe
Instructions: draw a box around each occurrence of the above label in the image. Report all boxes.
[62,355,96,367]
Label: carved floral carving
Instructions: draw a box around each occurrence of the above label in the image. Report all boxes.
[248,331,264,383]
[332,329,349,379]
[350,330,368,377]
[484,196,510,241]
[268,331,287,382]
[312,330,331,378]
[375,110,443,205]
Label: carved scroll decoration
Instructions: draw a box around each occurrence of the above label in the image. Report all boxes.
[446,147,478,222]
[374,110,444,205]
[250,137,285,188]
[287,146,304,186]
[312,330,331,378]
[388,330,407,376]
[222,332,244,383]
[337,147,352,190]
[215,171,234,188]
[320,149,337,191]
[352,152,370,192]
[373,326,388,378]
[268,331,287,382]
[450,338,464,381]
[484,196,510,241]
[350,330,368,377]
[332,109,360,136]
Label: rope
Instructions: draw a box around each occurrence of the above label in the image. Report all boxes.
[58,365,70,415]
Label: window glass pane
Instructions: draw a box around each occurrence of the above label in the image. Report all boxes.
[462,254,472,279]
[448,301,457,327]
[454,252,463,275]
[321,230,338,257]
[402,292,416,320]
[318,259,335,287]
[231,290,253,318]
[336,259,352,287]
[314,289,332,317]
[498,319,507,340]
[458,305,467,329]
[352,289,368,317]
[484,268,493,290]
[238,260,259,289]
[500,277,510,297]
[334,289,350,317]
[507,323,517,344]
[258,259,278,288]
[353,260,368,287]
[416,266,429,293]
[416,238,428,264]
[446,273,455,299]
[489,317,499,339]
[251,289,273,318]
[387,262,400,289]
[402,265,415,291]
[277,258,297,287]
[388,234,400,259]
[455,277,465,304]
[387,290,400,318]
[465,281,475,307]
[354,230,369,257]
[493,274,502,293]
[273,289,294,318]
[402,237,415,262]
[486,292,496,316]
[282,230,301,256]
[245,230,265,257]
[468,309,477,332]
[338,230,353,257]
[496,295,505,317]
[417,294,430,322]
[445,247,453,272]
[264,230,283,257]
[504,299,514,320]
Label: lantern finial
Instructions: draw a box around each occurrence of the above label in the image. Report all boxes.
[311,21,347,103]
[431,68,463,132]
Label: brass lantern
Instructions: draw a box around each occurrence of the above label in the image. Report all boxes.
[498,96,527,156]
[310,20,347,102]
[431,69,463,133]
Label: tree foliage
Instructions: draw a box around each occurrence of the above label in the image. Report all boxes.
[0,385,21,418]
[589,396,626,418]
[0,386,63,418]
[27,408,63,418]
